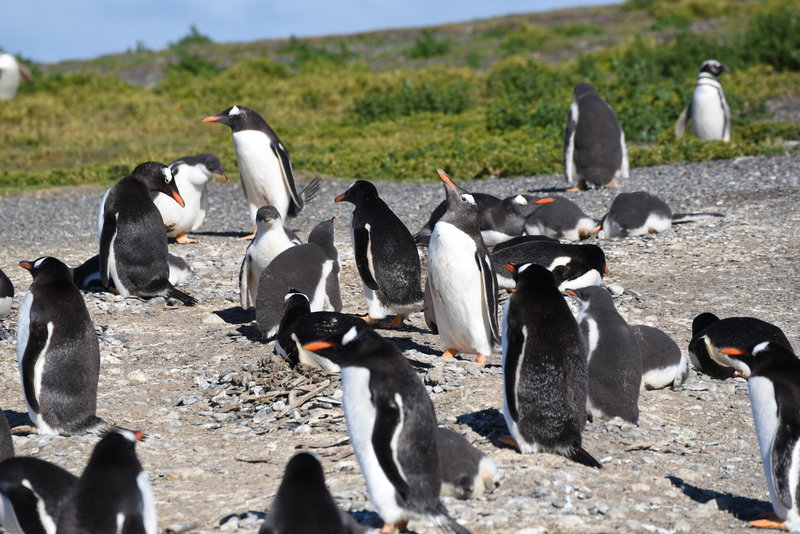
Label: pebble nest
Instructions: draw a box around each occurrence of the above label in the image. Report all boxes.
[0,153,798,534]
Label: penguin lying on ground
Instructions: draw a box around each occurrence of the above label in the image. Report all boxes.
[436,427,497,499]
[595,191,724,238]
[302,324,472,534]
[0,53,33,101]
[524,195,595,242]
[0,268,13,317]
[152,153,228,244]
[72,253,192,293]
[675,59,731,142]
[632,325,689,389]
[335,180,423,327]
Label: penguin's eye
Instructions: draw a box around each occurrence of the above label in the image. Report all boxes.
[162,168,173,184]
[461,193,476,205]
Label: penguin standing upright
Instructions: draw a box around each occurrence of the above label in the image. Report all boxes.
[501,263,601,468]
[567,286,642,423]
[57,430,156,534]
[425,169,498,367]
[631,324,689,389]
[202,105,320,239]
[152,153,228,244]
[16,257,111,435]
[564,82,629,190]
[675,59,731,141]
[524,195,596,242]
[98,161,197,305]
[0,53,33,101]
[301,324,471,534]
[0,268,13,317]
[335,180,424,327]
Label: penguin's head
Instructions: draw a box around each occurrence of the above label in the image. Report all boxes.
[573,82,599,100]
[506,195,554,217]
[87,429,145,468]
[255,205,282,226]
[504,262,556,287]
[581,244,609,276]
[334,180,379,205]
[565,285,613,309]
[715,341,795,378]
[131,161,185,208]
[281,288,311,316]
[437,168,480,223]
[171,153,228,184]
[202,105,264,131]
[19,256,72,281]
[281,453,326,487]
[700,59,729,77]
[301,323,394,367]
[691,312,720,336]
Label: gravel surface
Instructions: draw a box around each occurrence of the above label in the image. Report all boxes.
[0,153,798,534]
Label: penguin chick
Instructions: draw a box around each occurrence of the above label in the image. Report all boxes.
[0,268,13,318]
[524,195,596,242]
[631,325,689,389]
[675,59,731,142]
[436,428,497,499]
[335,180,423,326]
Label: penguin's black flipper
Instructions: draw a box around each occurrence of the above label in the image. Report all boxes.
[371,392,410,501]
[771,386,798,509]
[434,504,474,534]
[353,227,380,291]
[300,177,321,204]
[566,446,603,469]
[166,287,198,306]
[474,250,499,345]
[271,143,304,218]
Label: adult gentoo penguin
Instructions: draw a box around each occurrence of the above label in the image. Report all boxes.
[301,324,472,534]
[675,59,731,141]
[567,286,642,423]
[57,430,156,534]
[152,153,228,244]
[436,427,497,499]
[259,453,374,534]
[0,268,13,317]
[501,263,601,468]
[98,161,197,306]
[239,205,301,310]
[425,169,498,367]
[202,105,320,239]
[71,253,191,293]
[632,324,689,390]
[17,257,111,435]
[335,180,423,327]
[711,342,800,531]
[0,53,33,100]
[688,313,794,380]
[524,195,595,242]
[564,82,629,190]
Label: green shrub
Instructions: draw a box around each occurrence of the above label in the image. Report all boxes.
[554,23,604,37]
[171,25,214,48]
[740,7,800,70]
[407,30,453,58]
[165,51,221,78]
[499,24,551,55]
[279,36,356,66]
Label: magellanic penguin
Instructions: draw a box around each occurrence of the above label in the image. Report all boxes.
[202,105,320,239]
[152,153,228,244]
[675,59,731,142]
[239,205,302,310]
[255,218,341,341]
[711,342,800,531]
[335,180,424,327]
[259,453,375,534]
[0,268,13,317]
[567,286,642,424]
[425,169,498,367]
[564,82,629,191]
[435,427,497,499]
[688,313,794,380]
[98,161,197,306]
[17,257,113,436]
[301,324,472,534]
[595,191,724,238]
[501,263,601,468]
[0,53,33,101]
[524,195,596,242]
[631,325,689,390]
[57,430,156,534]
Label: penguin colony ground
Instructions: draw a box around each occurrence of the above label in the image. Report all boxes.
[0,132,798,531]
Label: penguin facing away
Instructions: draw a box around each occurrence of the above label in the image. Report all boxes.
[0,268,13,318]
[435,427,497,499]
[564,82,629,191]
[524,195,596,242]
[675,59,731,141]
[0,53,33,101]
[152,153,228,244]
[425,169,498,367]
[335,180,424,327]
[632,324,689,390]
[17,257,111,436]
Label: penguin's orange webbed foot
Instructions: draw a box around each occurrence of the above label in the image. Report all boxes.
[475,354,488,367]
[239,233,256,241]
[356,314,379,325]
[10,425,37,435]
[377,314,405,329]
[749,519,787,530]
[497,435,519,451]
[564,186,581,193]
[442,348,458,359]
[175,233,199,244]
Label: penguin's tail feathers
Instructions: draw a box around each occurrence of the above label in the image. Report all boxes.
[566,445,603,469]
[301,177,322,203]
[66,416,128,436]
[432,506,473,534]
[671,212,725,224]
[166,287,198,306]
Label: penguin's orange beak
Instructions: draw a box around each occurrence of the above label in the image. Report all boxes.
[215,172,229,182]
[19,261,33,271]
[303,341,335,351]
[202,115,223,123]
[503,263,516,273]
[592,225,601,234]
[565,289,578,297]
[535,198,555,204]
[134,431,145,442]
[334,193,347,203]
[720,348,744,356]
[172,190,186,208]
[437,168,459,194]
[603,267,609,274]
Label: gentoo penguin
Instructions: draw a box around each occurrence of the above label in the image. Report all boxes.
[301,324,472,534]
[0,268,13,317]
[711,342,800,531]
[688,313,794,380]
[71,253,191,293]
[501,263,601,468]
[0,413,13,461]
[523,195,595,242]
[564,82,629,190]
[631,325,689,389]
[595,191,724,238]
[425,169,498,367]
[152,153,228,244]
[335,180,423,326]
[0,53,33,101]
[675,59,731,142]
[274,290,365,372]
[259,453,374,534]
[239,206,302,310]
[567,286,641,424]
[17,257,110,435]
[57,430,156,534]
[202,105,320,239]
[435,427,497,499]
[98,161,197,306]
[255,218,341,341]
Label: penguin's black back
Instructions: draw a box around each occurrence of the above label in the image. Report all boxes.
[492,240,606,278]
[0,268,13,299]
[573,83,623,185]
[607,191,671,228]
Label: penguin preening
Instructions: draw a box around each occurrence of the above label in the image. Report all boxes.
[675,59,731,142]
[501,263,601,468]
[152,153,228,244]
[335,180,423,327]
[424,169,498,367]
[0,53,33,101]
[564,82,629,191]
[632,325,689,390]
[0,268,13,318]
[202,105,320,239]
[98,161,197,306]
[436,427,497,499]
[524,195,595,242]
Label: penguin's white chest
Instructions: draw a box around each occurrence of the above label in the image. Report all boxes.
[0,56,22,100]
[153,174,205,235]
[692,83,727,139]
[232,131,290,219]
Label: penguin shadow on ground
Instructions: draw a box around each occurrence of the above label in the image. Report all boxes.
[190,230,251,239]
[526,186,576,194]
[390,336,438,360]
[456,408,509,445]
[214,307,256,325]
[667,476,771,520]
[235,323,262,343]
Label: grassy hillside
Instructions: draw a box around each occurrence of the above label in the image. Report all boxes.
[2,0,800,192]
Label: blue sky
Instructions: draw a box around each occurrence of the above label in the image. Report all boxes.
[2,0,620,64]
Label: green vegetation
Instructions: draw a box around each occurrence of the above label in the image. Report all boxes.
[2,1,799,193]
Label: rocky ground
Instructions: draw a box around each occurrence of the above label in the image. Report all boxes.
[0,153,798,534]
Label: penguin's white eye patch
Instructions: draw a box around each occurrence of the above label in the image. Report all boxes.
[229,105,241,116]
[517,263,531,274]
[162,167,173,184]
[513,195,528,205]
[753,341,770,355]
[33,258,46,268]
[461,194,476,205]
[342,326,358,345]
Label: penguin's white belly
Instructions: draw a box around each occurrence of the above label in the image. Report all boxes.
[0,61,21,100]
[692,85,727,140]
[641,358,686,390]
[232,131,290,220]
[0,493,26,534]
[309,260,335,312]
[428,223,492,355]
[0,296,12,317]
[557,216,596,242]
[481,229,515,248]
[154,181,204,236]
[558,269,602,292]
[137,471,158,534]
